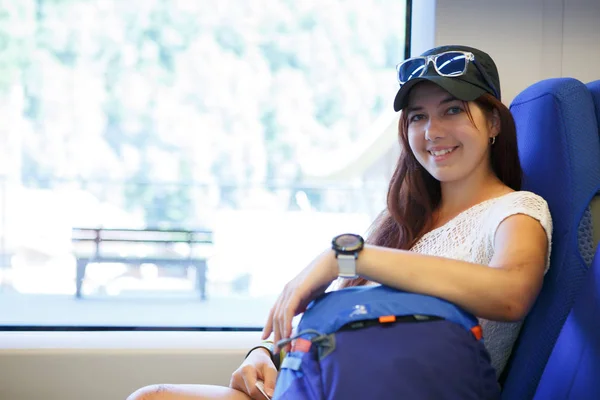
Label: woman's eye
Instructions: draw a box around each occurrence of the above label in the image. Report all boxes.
[409,114,425,123]
[447,106,463,115]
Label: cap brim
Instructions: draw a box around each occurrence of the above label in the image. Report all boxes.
[393,76,487,112]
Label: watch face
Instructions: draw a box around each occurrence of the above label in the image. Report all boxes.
[333,233,364,252]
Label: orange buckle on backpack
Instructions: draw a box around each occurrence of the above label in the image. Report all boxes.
[291,338,312,353]
[378,315,397,324]
[471,325,483,340]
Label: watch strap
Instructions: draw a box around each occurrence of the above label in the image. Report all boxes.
[337,253,358,279]
[245,341,282,370]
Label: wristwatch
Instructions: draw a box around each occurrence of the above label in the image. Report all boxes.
[331,233,365,279]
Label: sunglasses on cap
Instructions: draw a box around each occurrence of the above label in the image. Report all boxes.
[395,51,499,98]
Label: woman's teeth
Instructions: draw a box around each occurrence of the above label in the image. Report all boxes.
[429,147,456,156]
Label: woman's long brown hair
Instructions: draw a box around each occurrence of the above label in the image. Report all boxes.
[339,93,522,288]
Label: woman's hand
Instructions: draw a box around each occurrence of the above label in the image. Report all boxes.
[261,249,338,350]
[229,348,278,399]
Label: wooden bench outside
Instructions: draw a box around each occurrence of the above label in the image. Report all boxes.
[71,227,213,299]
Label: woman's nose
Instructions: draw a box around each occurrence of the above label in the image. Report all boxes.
[424,117,446,141]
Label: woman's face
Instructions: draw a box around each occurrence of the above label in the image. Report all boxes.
[405,82,499,184]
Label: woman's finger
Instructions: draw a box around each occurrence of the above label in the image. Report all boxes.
[266,289,286,342]
[261,306,275,340]
[273,290,290,350]
[273,300,283,350]
[282,302,293,354]
[241,366,258,398]
[283,299,295,340]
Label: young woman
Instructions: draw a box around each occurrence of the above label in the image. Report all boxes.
[128,45,552,400]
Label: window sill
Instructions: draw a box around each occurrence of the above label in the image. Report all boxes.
[0,330,262,352]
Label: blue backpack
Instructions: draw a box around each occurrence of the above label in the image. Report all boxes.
[272,285,500,400]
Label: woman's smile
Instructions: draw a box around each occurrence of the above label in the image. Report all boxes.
[428,145,460,162]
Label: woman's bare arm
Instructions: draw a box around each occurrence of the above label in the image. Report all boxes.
[356,214,548,321]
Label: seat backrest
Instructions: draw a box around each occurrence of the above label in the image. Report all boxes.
[534,80,600,399]
[533,243,600,399]
[500,78,600,400]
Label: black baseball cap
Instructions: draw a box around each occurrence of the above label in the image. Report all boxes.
[393,45,501,112]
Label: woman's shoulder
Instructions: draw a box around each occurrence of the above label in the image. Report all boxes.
[491,190,550,214]
[486,190,553,241]
[486,190,553,272]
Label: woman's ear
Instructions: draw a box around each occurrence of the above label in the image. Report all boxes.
[489,108,501,137]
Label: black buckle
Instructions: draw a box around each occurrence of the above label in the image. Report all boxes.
[339,315,444,331]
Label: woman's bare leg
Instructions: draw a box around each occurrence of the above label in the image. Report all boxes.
[127,384,252,400]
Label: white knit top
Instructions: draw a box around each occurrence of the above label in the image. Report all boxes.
[374,190,553,376]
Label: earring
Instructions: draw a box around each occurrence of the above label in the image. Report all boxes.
[490,136,496,145]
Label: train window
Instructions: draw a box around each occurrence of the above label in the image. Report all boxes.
[0,0,409,330]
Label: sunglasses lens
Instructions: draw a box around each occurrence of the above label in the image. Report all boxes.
[435,52,468,76]
[398,58,427,83]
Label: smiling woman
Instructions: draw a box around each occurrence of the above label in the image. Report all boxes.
[127,44,553,400]
[2,0,600,398]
